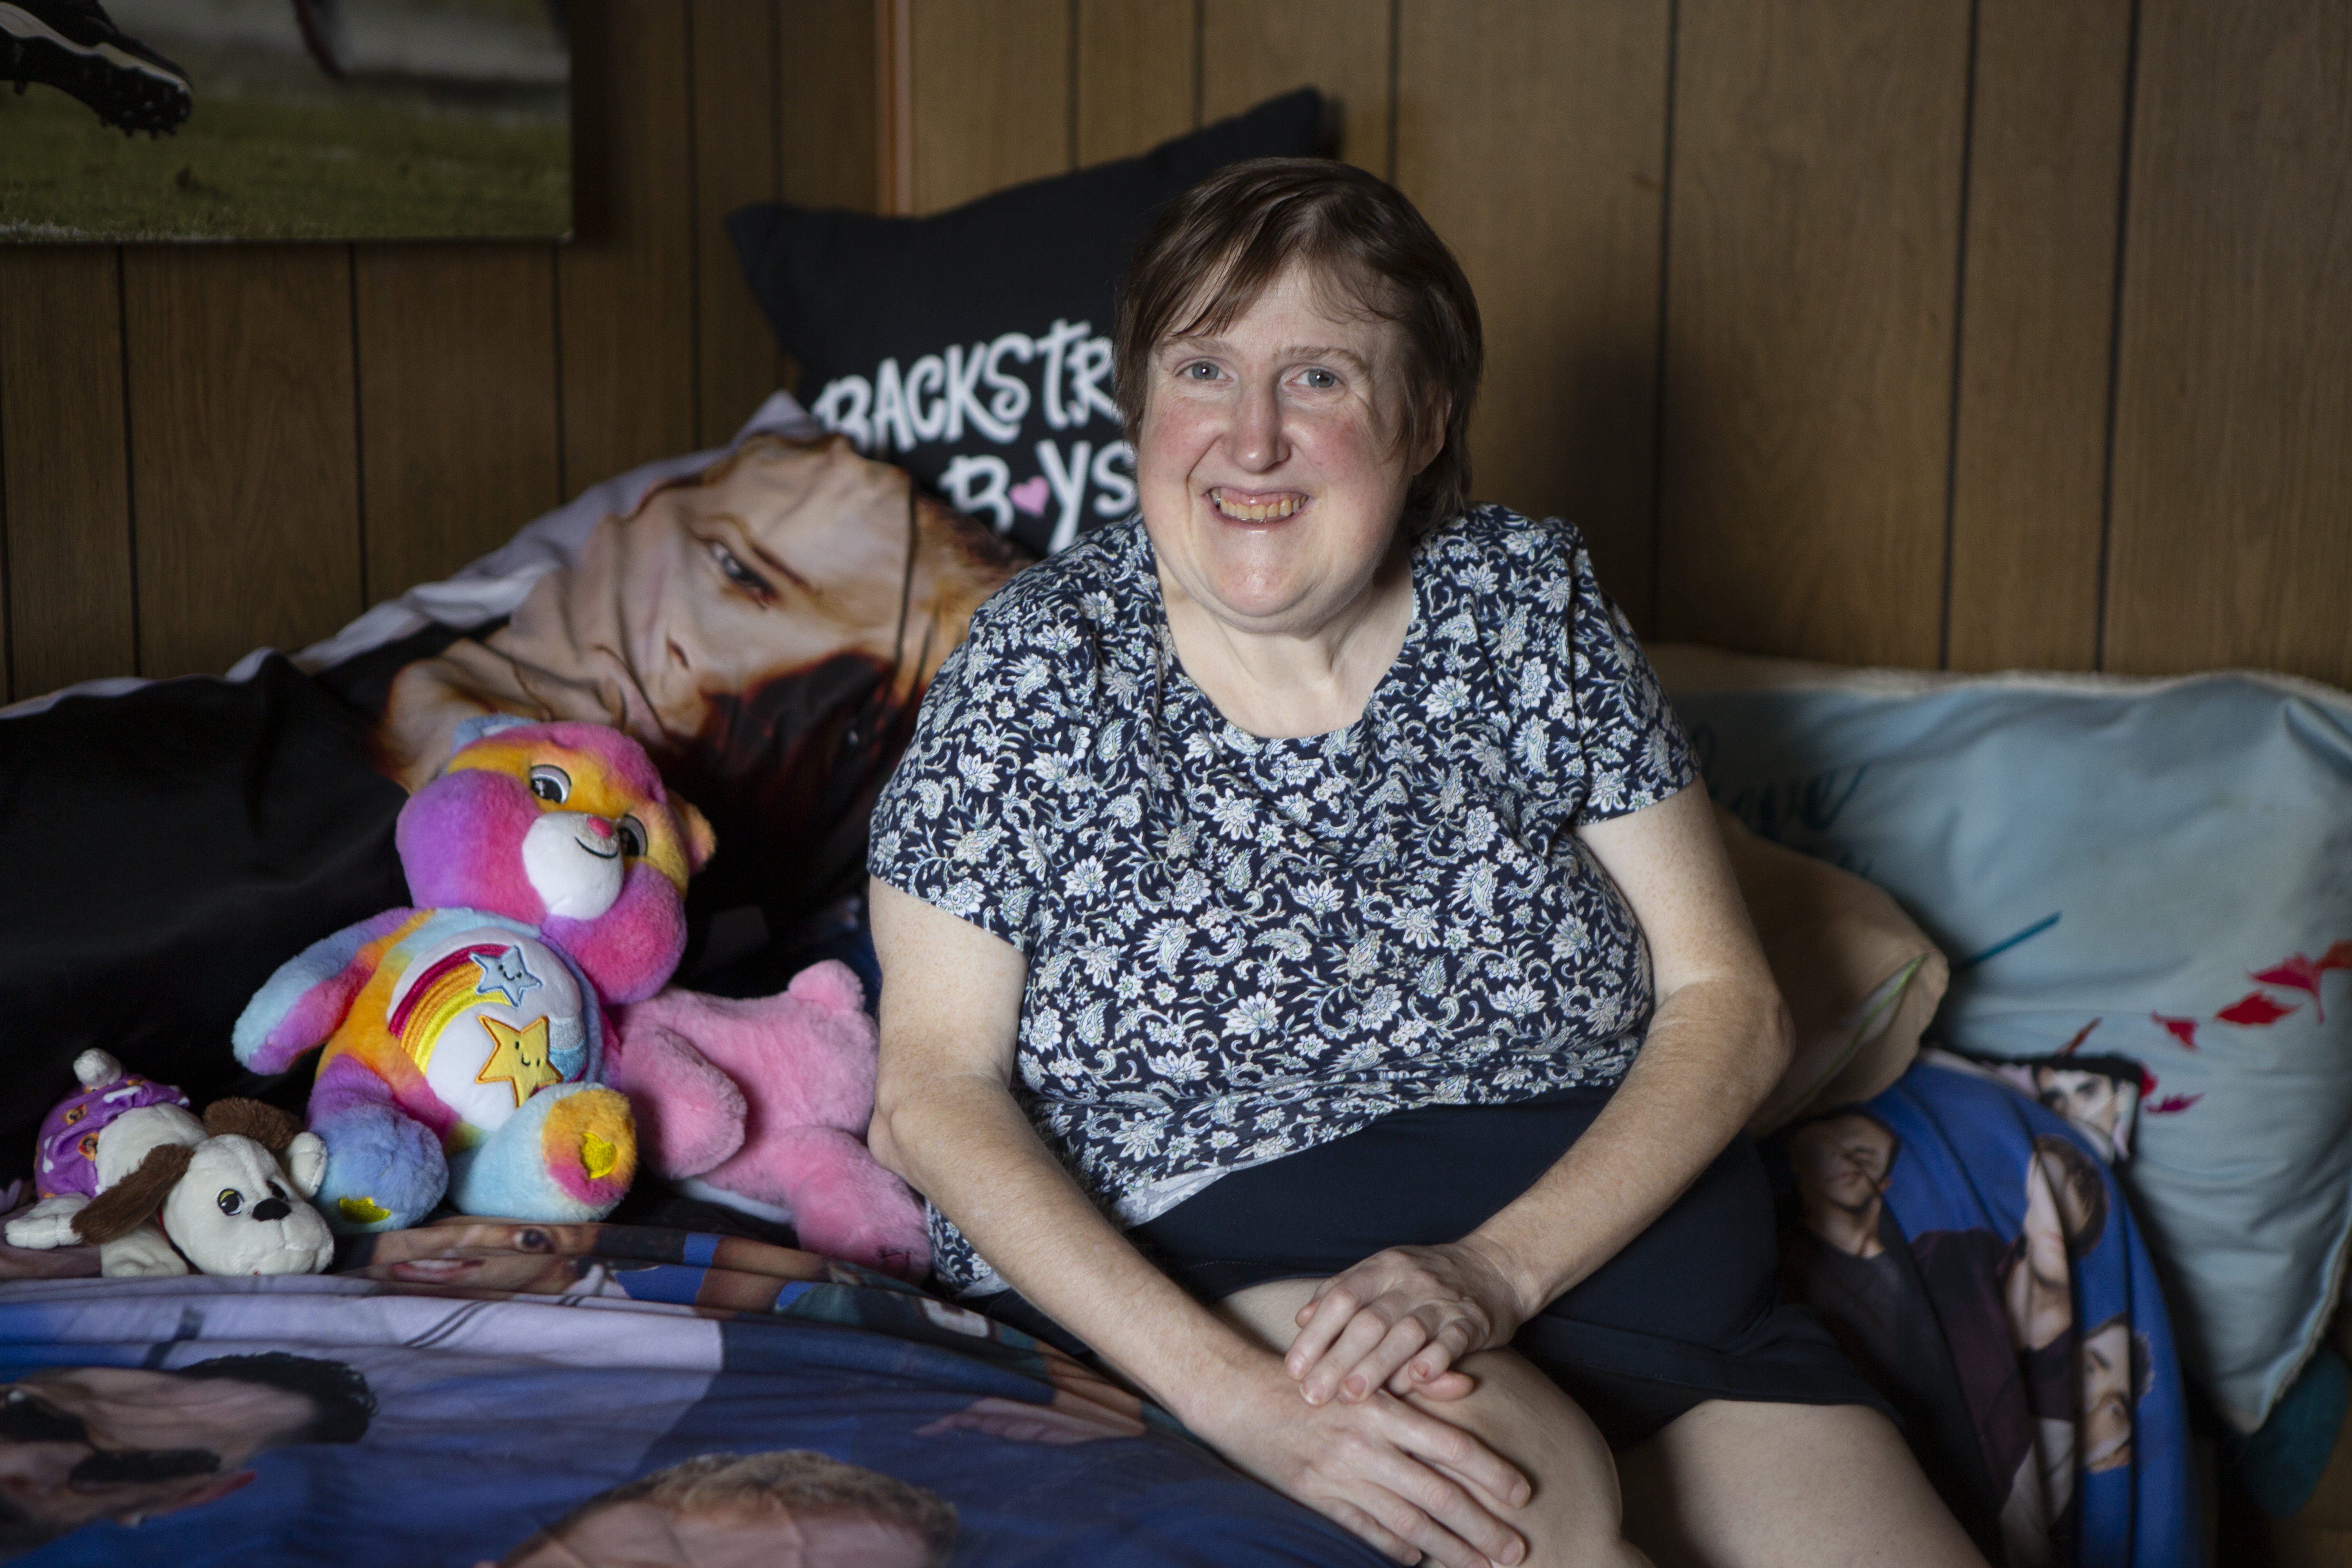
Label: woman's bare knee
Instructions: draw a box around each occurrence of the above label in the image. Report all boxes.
[1406,1349,1651,1566]
[1218,1281,1649,1566]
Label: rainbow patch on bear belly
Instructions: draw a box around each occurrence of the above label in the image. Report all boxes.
[384,931,586,1136]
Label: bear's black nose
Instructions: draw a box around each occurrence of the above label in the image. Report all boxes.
[251,1198,291,1222]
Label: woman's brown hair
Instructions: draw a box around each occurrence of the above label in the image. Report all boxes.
[1114,158,1483,534]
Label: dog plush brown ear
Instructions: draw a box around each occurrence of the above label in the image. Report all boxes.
[204,1099,301,1152]
[73,1144,194,1245]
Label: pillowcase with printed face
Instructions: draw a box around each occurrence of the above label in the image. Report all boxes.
[725,88,1325,557]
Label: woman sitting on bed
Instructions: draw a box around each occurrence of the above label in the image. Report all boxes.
[864,158,1981,1568]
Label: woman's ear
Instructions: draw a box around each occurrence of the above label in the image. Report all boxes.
[1411,393,1451,476]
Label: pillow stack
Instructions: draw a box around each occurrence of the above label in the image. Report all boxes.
[1655,643,2352,1438]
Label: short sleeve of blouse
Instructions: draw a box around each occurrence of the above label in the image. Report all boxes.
[866,589,1096,956]
[1552,527,1695,824]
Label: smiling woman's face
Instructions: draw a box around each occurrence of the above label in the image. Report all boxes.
[1136,263,1434,640]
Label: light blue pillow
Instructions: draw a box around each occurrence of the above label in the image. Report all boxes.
[1655,646,2352,1433]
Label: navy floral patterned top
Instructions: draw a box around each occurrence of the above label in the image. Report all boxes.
[869,506,1697,1294]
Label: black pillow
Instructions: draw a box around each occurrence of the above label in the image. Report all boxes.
[726,88,1325,557]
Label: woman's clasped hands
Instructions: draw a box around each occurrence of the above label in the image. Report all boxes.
[1288,1236,1537,1406]
[1187,1343,1532,1568]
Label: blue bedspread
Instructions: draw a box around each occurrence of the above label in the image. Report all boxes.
[0,1224,1384,1566]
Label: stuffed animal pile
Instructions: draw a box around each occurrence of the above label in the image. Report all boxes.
[225,717,928,1278]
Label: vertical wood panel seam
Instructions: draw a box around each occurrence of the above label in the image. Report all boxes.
[876,0,891,209]
[1065,0,1080,171]
[1645,0,1682,640]
[1383,0,1399,183]
[347,243,370,610]
[767,0,784,392]
[683,0,706,446]
[2094,0,2145,673]
[549,244,568,504]
[118,246,144,676]
[0,270,12,703]
[1190,0,1203,129]
[1938,0,1984,671]
[882,0,913,214]
[768,0,785,212]
[897,0,913,212]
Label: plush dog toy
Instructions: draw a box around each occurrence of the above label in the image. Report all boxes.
[231,719,692,1233]
[607,961,931,1279]
[7,1050,335,1278]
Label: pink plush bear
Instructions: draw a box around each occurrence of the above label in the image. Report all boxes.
[607,963,931,1281]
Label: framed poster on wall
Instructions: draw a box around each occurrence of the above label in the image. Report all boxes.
[0,0,571,241]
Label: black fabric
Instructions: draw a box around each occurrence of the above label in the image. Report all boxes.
[725,88,1325,555]
[0,654,414,1144]
[971,1088,1891,1450]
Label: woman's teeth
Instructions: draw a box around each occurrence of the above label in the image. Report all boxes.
[1209,490,1303,522]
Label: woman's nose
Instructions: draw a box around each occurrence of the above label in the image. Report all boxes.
[1230,379,1287,471]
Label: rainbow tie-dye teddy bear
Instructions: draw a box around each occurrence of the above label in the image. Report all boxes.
[233,718,714,1233]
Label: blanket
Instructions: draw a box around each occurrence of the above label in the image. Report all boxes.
[1780,1057,2198,1568]
[0,1218,1384,1565]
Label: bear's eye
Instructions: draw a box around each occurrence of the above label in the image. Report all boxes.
[216,1189,244,1216]
[267,1180,287,1201]
[616,817,647,858]
[528,764,572,805]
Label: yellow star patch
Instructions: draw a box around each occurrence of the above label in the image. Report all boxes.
[476,1015,563,1107]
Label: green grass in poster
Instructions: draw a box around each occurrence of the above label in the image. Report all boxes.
[0,26,568,241]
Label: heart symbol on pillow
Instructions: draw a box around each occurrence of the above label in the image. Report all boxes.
[1009,476,1051,516]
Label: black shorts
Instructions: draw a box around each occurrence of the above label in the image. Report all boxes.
[971,1085,1889,1449]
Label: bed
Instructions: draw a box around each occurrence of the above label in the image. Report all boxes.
[3,385,2288,1566]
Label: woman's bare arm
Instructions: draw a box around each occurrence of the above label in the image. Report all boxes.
[1284,783,1795,1404]
[865,879,1534,1568]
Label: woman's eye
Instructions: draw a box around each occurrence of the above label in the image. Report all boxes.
[706,541,773,597]
[616,818,647,858]
[1300,368,1339,390]
[1182,361,1220,381]
[216,1189,244,1216]
[528,765,571,804]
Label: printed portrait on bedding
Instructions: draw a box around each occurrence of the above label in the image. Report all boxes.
[375,434,1022,933]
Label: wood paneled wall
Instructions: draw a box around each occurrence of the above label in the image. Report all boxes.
[4,0,2347,703]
